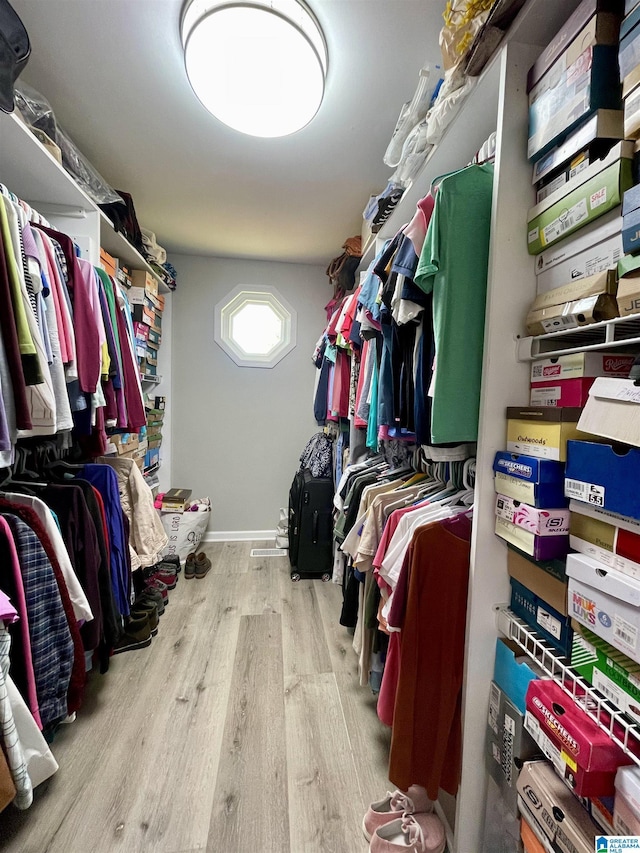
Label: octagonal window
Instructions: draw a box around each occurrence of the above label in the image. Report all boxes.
[214,285,297,368]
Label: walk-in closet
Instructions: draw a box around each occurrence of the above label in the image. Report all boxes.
[2,0,640,851]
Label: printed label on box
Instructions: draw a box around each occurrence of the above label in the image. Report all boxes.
[593,669,625,708]
[614,615,638,653]
[528,226,540,245]
[531,386,562,405]
[541,315,580,333]
[591,187,608,209]
[566,479,606,507]
[543,198,589,245]
[538,606,562,639]
[489,682,500,734]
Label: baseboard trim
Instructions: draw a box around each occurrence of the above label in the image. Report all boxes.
[203,530,277,543]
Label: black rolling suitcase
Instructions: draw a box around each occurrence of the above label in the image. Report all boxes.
[288,468,333,581]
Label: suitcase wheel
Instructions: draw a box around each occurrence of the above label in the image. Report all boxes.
[290,572,301,582]
[321,573,331,582]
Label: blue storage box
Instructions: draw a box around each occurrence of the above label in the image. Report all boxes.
[493,637,540,714]
[566,440,640,519]
[623,204,640,253]
[622,182,640,215]
[510,577,573,658]
[493,451,567,508]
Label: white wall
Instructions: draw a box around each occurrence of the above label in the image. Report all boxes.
[169,253,327,534]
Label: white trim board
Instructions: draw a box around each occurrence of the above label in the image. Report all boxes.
[204,530,277,543]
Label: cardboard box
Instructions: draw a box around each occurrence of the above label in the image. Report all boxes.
[144,448,160,470]
[527,158,632,254]
[494,452,568,507]
[528,45,622,163]
[571,625,640,725]
[131,269,158,297]
[486,680,541,815]
[566,440,640,519]
[483,775,525,853]
[525,679,630,796]
[100,248,117,277]
[109,432,139,455]
[570,498,640,535]
[567,551,640,662]
[577,376,640,449]
[570,505,640,580]
[530,377,597,407]
[506,406,587,462]
[620,7,640,79]
[510,577,573,656]
[625,80,640,139]
[526,292,619,335]
[534,210,622,293]
[529,142,633,222]
[497,515,570,561]
[148,328,161,346]
[627,0,640,15]
[508,543,569,583]
[615,766,640,829]
[496,495,570,537]
[508,548,569,615]
[617,253,640,314]
[532,110,625,188]
[531,352,635,382]
[517,759,602,849]
[528,267,617,316]
[623,60,640,97]
[132,304,155,326]
[527,0,623,93]
[133,321,149,341]
[154,396,166,410]
[493,637,542,714]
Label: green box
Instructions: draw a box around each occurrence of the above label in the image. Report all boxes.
[571,626,640,723]
[527,158,633,255]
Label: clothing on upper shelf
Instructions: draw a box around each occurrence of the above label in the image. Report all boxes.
[0,184,146,463]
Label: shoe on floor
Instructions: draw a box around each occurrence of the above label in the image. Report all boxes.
[144,565,177,589]
[185,552,196,579]
[144,577,169,603]
[369,814,445,853]
[130,601,159,636]
[135,588,165,616]
[363,786,433,841]
[113,614,152,654]
[159,554,181,573]
[194,552,212,579]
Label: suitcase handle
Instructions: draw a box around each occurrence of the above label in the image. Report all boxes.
[312,509,318,544]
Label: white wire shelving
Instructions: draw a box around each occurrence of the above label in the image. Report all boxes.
[496,606,640,765]
[516,314,640,361]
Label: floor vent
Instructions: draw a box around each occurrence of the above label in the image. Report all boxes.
[250,548,288,557]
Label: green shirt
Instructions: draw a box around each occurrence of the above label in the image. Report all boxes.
[415,164,494,444]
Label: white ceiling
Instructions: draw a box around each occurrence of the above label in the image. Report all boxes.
[12,0,445,265]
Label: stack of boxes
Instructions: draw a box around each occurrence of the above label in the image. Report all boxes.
[130,270,164,378]
[144,398,164,472]
[486,1,640,849]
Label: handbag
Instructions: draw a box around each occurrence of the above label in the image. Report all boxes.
[0,0,30,114]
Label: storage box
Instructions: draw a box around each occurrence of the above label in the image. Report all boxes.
[570,497,640,535]
[570,506,640,580]
[148,328,161,346]
[535,210,622,293]
[566,440,640,519]
[567,551,640,662]
[526,293,619,335]
[131,269,158,297]
[486,680,541,815]
[109,433,139,455]
[528,45,622,163]
[517,759,602,849]
[493,637,542,714]
[508,544,569,583]
[494,452,568,507]
[615,766,640,832]
[496,495,570,537]
[617,253,640,314]
[577,377,640,450]
[529,142,633,223]
[100,248,117,277]
[507,548,569,615]
[144,448,160,470]
[527,1,623,93]
[520,815,551,853]
[620,7,640,79]
[525,679,631,796]
[528,158,632,254]
[133,321,149,341]
[482,775,524,853]
[530,377,597,407]
[506,406,587,462]
[531,352,635,383]
[154,396,165,410]
[526,269,617,326]
[132,304,155,326]
[571,625,640,725]
[510,577,573,656]
[497,515,570,561]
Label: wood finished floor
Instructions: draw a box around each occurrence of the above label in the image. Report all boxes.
[0,542,392,853]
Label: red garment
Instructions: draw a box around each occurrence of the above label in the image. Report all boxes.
[0,500,86,715]
[114,303,145,430]
[36,226,101,395]
[388,514,471,799]
[331,349,351,418]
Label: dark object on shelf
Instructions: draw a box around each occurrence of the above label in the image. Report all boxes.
[0,0,30,113]
[465,0,528,77]
[99,190,146,256]
[288,469,333,581]
[326,236,362,292]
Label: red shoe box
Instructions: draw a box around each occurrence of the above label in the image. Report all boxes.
[529,377,596,407]
[524,679,632,797]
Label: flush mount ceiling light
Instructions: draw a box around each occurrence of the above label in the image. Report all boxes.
[181,0,327,137]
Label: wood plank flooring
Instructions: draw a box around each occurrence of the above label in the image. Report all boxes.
[0,543,392,853]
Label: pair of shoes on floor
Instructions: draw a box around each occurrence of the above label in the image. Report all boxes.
[185,551,211,579]
[144,561,179,589]
[113,612,154,654]
[160,554,181,573]
[135,588,165,616]
[364,786,444,852]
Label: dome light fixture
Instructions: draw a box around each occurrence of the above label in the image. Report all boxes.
[181,0,328,138]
